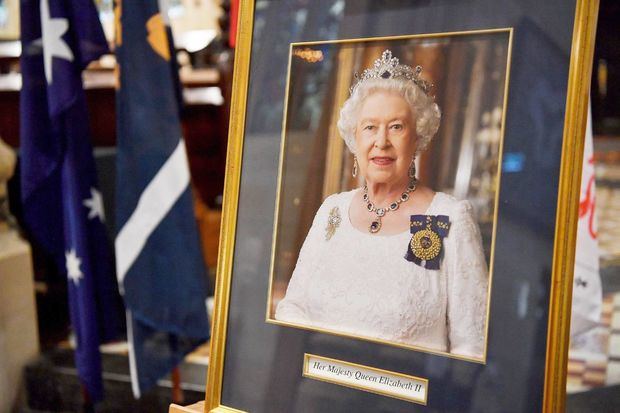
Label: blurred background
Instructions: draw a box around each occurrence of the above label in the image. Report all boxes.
[564,2,620,411]
[0,0,234,411]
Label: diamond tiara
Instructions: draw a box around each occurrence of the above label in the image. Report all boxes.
[350,49,433,96]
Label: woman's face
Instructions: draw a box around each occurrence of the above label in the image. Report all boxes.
[354,90,417,186]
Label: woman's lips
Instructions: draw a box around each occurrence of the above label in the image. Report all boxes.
[371,157,395,166]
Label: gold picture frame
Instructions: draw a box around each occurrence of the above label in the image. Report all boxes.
[195,1,600,412]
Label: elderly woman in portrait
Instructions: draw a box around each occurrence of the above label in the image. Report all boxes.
[275,50,489,359]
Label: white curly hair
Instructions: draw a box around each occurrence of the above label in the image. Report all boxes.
[337,77,441,155]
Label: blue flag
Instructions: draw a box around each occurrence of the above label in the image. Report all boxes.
[19,0,123,402]
[115,0,210,397]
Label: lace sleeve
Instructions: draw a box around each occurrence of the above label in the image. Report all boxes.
[274,195,334,324]
[445,200,489,359]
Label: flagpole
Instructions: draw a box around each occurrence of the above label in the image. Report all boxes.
[171,366,184,404]
[81,384,94,413]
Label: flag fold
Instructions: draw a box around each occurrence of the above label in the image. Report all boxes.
[115,0,210,397]
[20,0,123,402]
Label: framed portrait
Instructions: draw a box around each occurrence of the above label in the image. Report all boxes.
[265,29,512,365]
[195,1,600,412]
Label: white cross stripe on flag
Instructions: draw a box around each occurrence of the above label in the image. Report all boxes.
[114,139,190,289]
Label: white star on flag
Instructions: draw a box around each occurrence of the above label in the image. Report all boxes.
[83,187,105,222]
[65,249,84,286]
[40,0,74,84]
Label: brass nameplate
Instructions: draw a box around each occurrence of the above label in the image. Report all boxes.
[303,354,428,405]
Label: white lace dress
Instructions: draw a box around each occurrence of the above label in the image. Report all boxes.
[275,189,488,359]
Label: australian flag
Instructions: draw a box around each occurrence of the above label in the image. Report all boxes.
[115,0,210,397]
[19,0,123,403]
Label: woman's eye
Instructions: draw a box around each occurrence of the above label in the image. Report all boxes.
[390,124,403,130]
[363,125,375,131]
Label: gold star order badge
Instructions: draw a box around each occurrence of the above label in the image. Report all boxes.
[410,228,441,261]
[406,214,450,270]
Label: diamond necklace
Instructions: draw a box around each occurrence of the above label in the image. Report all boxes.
[363,180,417,234]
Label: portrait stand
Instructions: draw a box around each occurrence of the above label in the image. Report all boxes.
[169,401,204,412]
